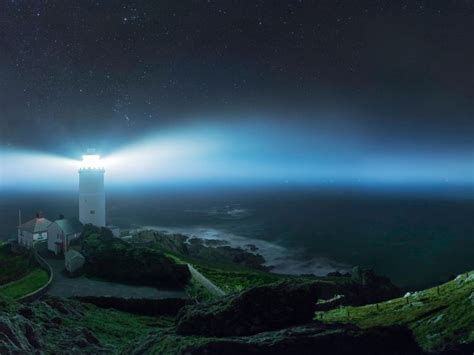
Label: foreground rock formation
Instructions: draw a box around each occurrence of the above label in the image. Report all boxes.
[176,278,400,337]
[126,323,422,355]
[0,296,107,354]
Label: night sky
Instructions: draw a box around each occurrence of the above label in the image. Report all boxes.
[0,1,473,187]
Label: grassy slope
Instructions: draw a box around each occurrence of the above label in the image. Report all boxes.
[0,243,35,285]
[0,269,49,299]
[62,305,174,350]
[316,271,474,352]
[157,244,349,299]
[164,250,287,295]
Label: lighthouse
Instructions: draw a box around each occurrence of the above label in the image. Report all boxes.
[78,153,106,227]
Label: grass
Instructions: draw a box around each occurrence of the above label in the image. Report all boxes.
[64,305,174,350]
[316,270,474,352]
[0,243,35,285]
[154,242,351,298]
[185,277,216,302]
[163,249,285,294]
[0,268,49,299]
[194,265,284,293]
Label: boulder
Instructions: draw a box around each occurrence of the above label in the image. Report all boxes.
[65,249,85,275]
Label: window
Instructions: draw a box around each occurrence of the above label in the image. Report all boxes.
[90,210,95,214]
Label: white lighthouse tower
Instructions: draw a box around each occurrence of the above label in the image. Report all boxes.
[78,152,106,227]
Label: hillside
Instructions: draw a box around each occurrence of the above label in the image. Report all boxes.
[0,279,422,355]
[0,267,473,354]
[1,230,472,354]
[316,271,474,353]
[0,243,49,300]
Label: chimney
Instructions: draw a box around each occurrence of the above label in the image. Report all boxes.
[59,214,64,220]
[36,211,43,219]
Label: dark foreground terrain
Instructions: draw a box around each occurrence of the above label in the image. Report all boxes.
[1,269,472,354]
[1,228,472,354]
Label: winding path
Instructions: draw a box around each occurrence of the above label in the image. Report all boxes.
[33,242,187,300]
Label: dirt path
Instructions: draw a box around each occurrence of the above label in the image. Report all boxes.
[187,264,226,296]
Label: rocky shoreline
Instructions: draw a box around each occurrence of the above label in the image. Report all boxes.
[131,230,271,271]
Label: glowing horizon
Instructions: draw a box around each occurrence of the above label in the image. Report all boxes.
[0,122,473,192]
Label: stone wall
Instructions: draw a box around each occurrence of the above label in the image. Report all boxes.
[18,241,54,303]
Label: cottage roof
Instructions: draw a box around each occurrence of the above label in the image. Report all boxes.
[53,218,83,235]
[18,217,52,233]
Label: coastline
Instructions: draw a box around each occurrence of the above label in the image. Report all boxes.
[138,225,351,277]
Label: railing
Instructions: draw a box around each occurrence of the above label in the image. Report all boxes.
[17,241,54,303]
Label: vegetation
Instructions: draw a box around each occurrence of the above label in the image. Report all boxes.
[194,265,283,293]
[62,304,173,350]
[0,269,49,299]
[0,243,36,285]
[163,248,286,296]
[185,277,215,302]
[80,224,191,288]
[316,271,474,353]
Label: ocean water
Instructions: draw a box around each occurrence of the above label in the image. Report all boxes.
[2,187,473,290]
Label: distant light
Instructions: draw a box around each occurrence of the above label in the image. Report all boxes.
[80,154,103,169]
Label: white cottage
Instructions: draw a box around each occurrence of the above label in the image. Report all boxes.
[47,217,83,255]
[17,214,52,248]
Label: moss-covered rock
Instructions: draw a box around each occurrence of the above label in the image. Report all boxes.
[319,270,474,353]
[176,275,401,338]
[0,296,111,354]
[176,279,335,336]
[125,323,422,355]
[133,230,270,271]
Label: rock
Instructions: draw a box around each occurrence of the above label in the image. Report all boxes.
[177,273,401,338]
[176,279,338,337]
[0,296,110,354]
[246,244,258,252]
[65,249,85,275]
[0,315,43,353]
[125,323,423,355]
[18,306,34,319]
[133,230,270,271]
[350,266,401,302]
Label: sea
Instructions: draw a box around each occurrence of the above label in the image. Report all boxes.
[1,185,473,290]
